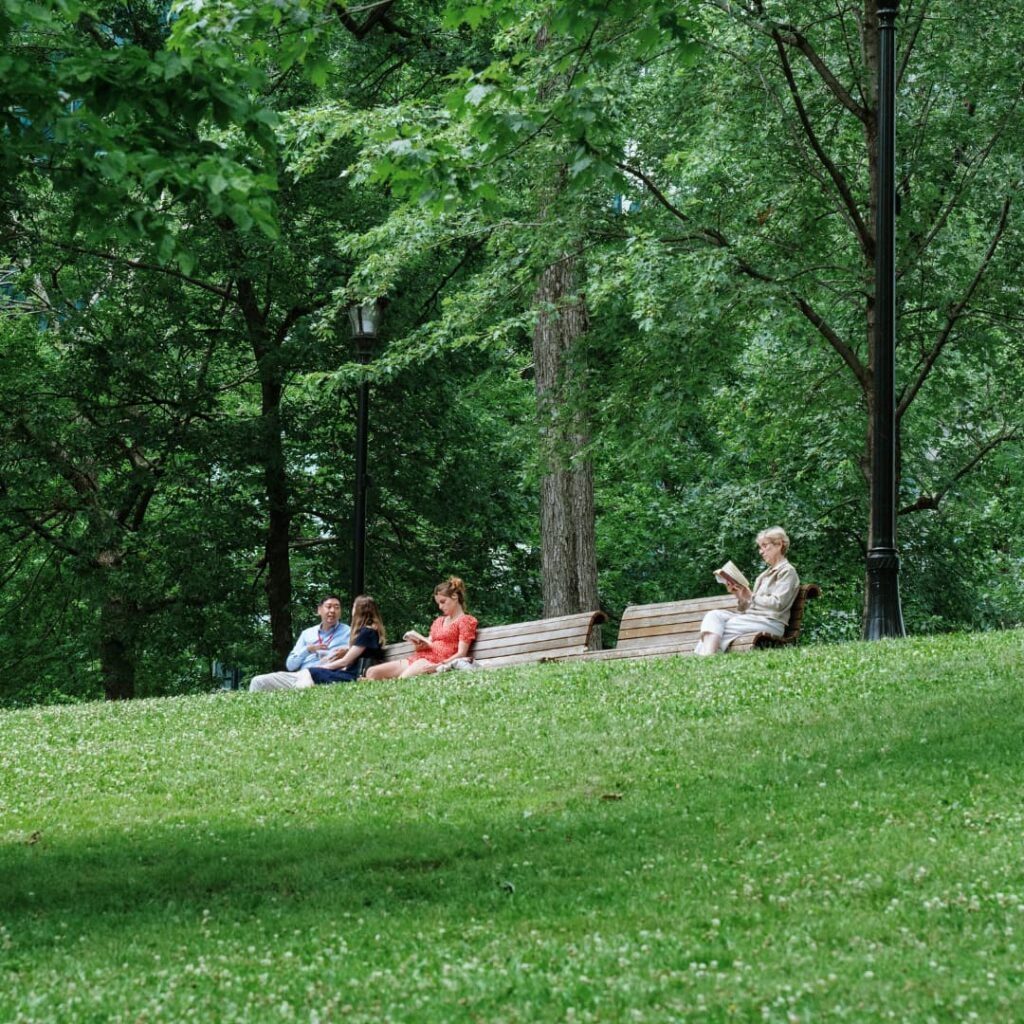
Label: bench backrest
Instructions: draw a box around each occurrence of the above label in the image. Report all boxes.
[616,584,821,651]
[381,610,608,668]
[776,583,821,644]
[615,594,735,651]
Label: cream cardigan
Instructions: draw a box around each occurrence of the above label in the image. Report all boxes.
[736,558,800,629]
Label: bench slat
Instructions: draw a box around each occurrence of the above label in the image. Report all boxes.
[614,595,735,614]
[478,647,589,669]
[619,600,734,627]
[617,629,701,650]
[549,640,698,664]
[619,612,723,633]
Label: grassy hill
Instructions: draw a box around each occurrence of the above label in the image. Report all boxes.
[2,631,1024,1023]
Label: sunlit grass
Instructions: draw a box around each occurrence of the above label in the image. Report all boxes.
[3,631,1024,1022]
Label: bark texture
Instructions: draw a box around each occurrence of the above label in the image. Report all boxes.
[237,277,295,668]
[532,254,600,633]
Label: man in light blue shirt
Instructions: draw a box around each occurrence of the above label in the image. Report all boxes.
[249,595,351,692]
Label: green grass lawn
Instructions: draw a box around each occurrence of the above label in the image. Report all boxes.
[3,631,1024,1023]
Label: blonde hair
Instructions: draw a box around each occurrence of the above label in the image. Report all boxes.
[351,594,386,646]
[434,576,467,611]
[756,526,790,554]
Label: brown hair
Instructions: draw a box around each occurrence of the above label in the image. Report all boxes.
[434,576,467,611]
[351,594,386,646]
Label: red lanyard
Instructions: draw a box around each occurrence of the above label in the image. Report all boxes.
[318,625,340,646]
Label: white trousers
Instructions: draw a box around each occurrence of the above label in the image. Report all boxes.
[695,610,784,654]
[249,669,314,692]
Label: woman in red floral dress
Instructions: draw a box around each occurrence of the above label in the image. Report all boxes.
[366,577,478,680]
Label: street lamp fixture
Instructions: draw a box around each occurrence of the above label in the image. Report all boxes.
[349,300,383,598]
[348,302,383,347]
[864,0,906,640]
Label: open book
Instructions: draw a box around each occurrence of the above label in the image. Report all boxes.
[403,630,432,648]
[713,560,751,590]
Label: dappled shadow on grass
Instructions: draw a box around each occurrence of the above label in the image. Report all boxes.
[3,816,496,920]
[4,798,683,935]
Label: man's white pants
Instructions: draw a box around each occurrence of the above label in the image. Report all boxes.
[249,669,314,692]
[695,610,784,654]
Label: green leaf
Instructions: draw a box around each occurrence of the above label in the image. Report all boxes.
[176,249,196,276]
[465,84,491,107]
[156,230,175,265]
[444,3,490,29]
[307,58,329,88]
[569,154,594,178]
[100,150,128,180]
[228,204,254,232]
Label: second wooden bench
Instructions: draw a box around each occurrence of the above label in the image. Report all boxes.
[553,584,821,664]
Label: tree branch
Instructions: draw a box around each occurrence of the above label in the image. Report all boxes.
[330,1,413,40]
[616,159,869,390]
[792,293,870,391]
[614,161,703,231]
[899,427,1020,514]
[253,535,341,571]
[54,243,233,300]
[706,0,868,122]
[3,503,82,558]
[901,96,1020,274]
[897,194,1013,420]
[896,0,930,90]
[273,299,328,347]
[772,31,872,258]
[12,420,98,499]
[419,244,481,315]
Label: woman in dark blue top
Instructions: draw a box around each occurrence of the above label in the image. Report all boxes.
[305,595,386,685]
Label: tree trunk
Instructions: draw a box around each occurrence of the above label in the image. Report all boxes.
[260,381,295,667]
[99,596,135,700]
[237,278,294,668]
[532,254,600,633]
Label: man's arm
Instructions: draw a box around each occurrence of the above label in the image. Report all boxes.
[285,629,312,671]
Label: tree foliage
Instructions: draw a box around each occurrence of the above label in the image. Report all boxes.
[1,0,1022,705]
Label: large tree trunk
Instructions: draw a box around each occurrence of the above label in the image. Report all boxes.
[532,254,600,631]
[99,596,136,700]
[237,278,294,668]
[528,26,600,633]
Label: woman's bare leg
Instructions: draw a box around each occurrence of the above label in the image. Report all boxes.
[400,659,437,679]
[365,660,407,680]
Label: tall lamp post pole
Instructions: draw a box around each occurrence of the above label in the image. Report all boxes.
[864,0,906,640]
[348,301,382,598]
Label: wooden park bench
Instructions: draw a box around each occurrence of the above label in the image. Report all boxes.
[377,609,608,671]
[554,584,821,664]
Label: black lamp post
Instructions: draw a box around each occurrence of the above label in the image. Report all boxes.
[864,0,906,640]
[348,300,382,598]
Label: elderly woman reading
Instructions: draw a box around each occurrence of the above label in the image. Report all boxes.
[696,527,800,655]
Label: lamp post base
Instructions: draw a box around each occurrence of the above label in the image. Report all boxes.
[864,547,906,639]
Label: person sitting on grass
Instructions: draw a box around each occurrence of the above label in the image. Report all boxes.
[295,594,387,687]
[365,576,477,680]
[248,593,350,692]
[695,526,800,655]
